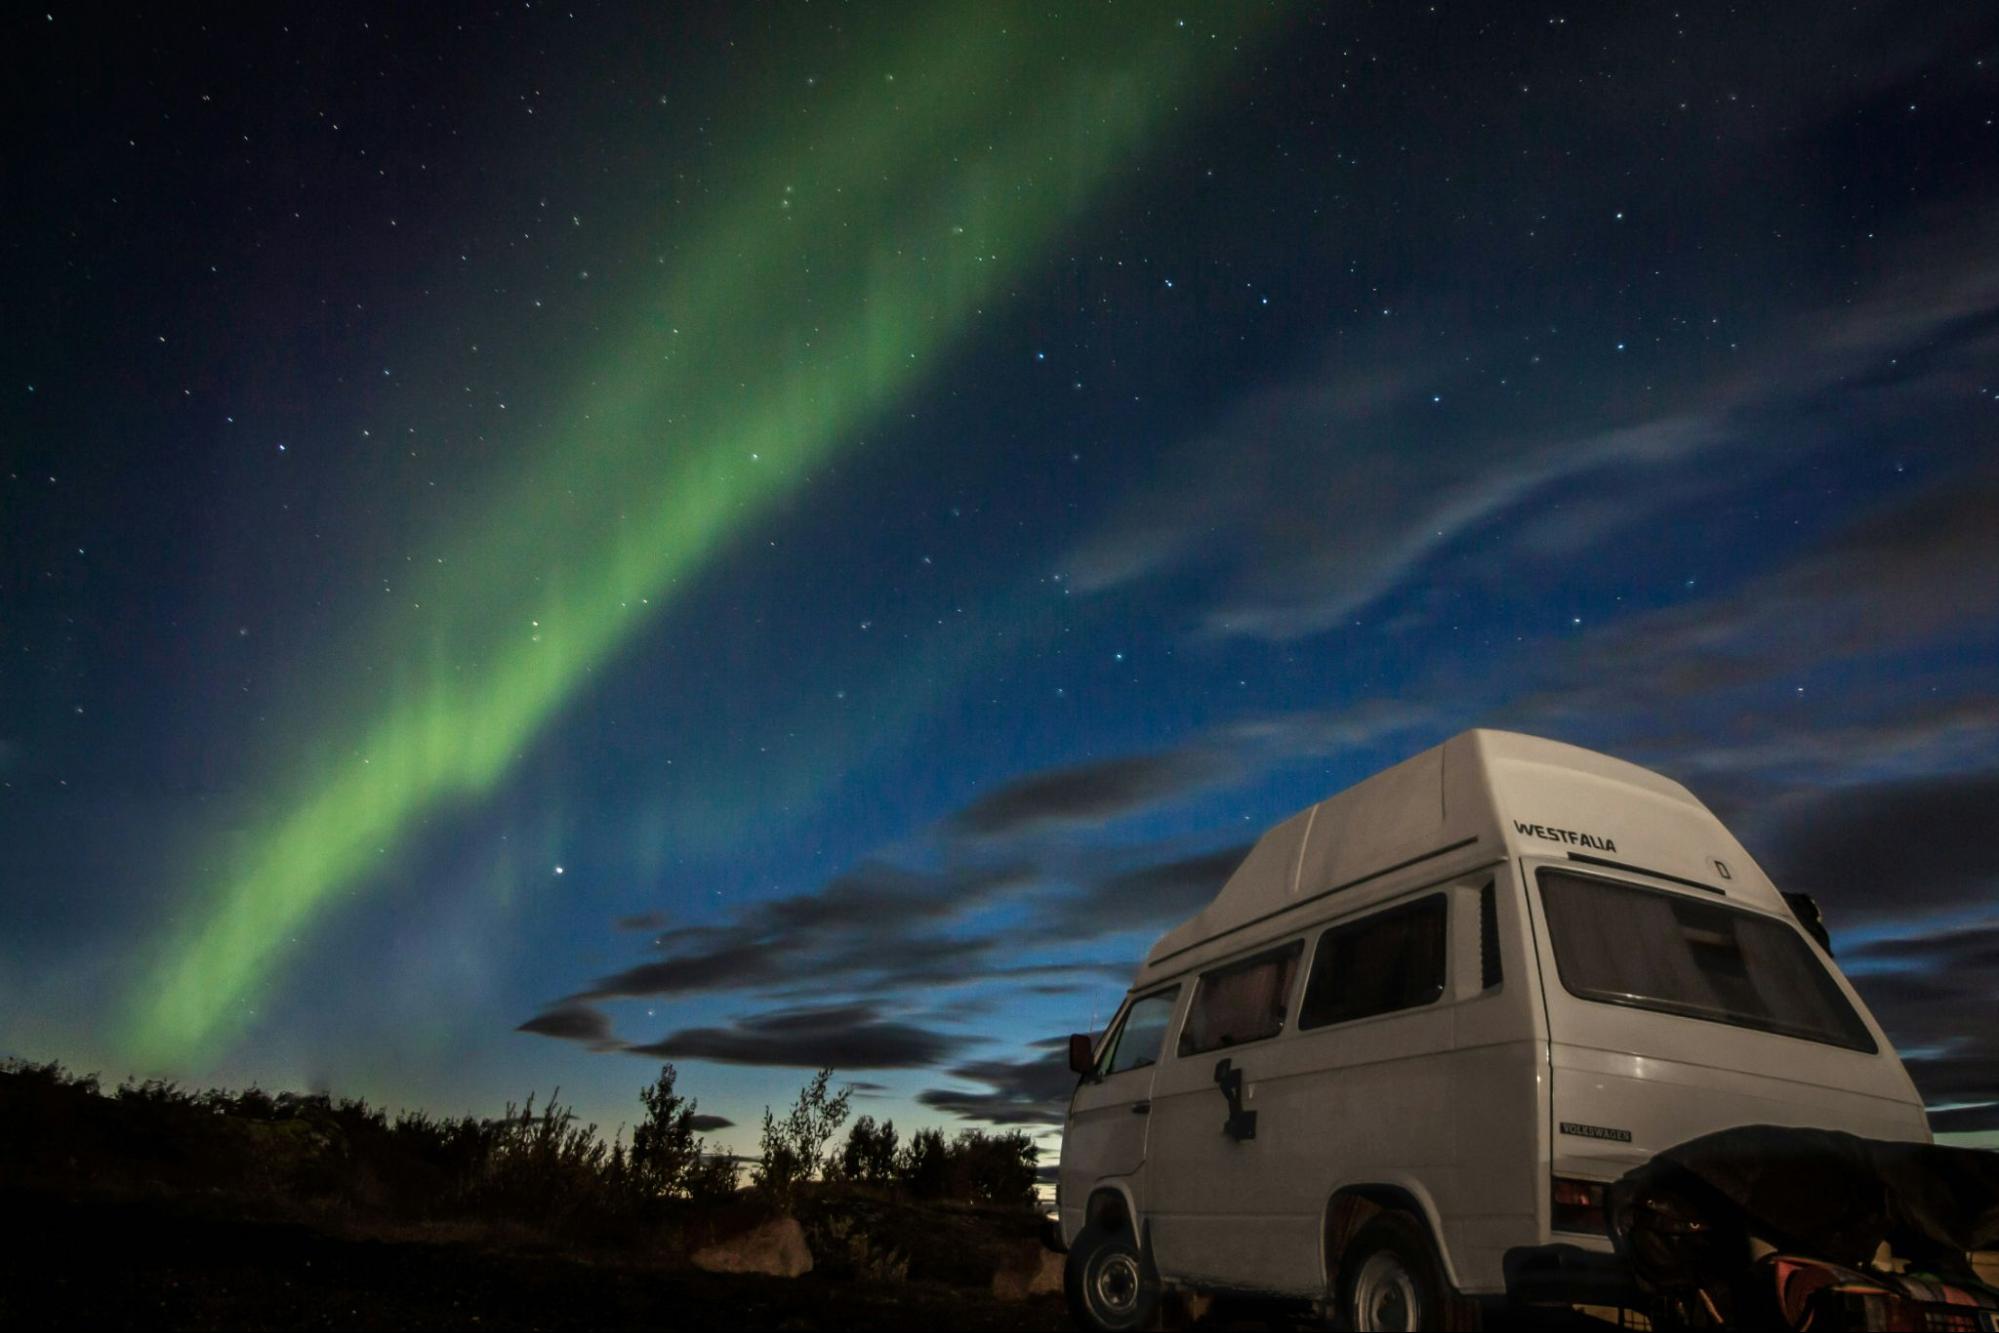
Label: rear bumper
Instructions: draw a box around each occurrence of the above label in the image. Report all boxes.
[1502,1242,1643,1306]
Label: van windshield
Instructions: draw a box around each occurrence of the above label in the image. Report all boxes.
[1538,869,1876,1052]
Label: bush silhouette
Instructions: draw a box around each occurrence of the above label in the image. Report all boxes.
[753,1068,852,1208]
[839,1115,900,1186]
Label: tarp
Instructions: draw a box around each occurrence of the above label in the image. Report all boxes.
[1610,1125,1999,1286]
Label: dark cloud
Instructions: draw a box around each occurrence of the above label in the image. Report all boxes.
[952,750,1233,838]
[1630,696,1999,797]
[1901,1049,1999,1109]
[516,1002,617,1050]
[572,861,1035,1004]
[688,1114,734,1132]
[1758,770,1999,920]
[763,859,1029,929]
[1599,465,1999,704]
[1836,922,1999,1131]
[748,936,1040,1006]
[1848,923,1999,974]
[547,699,1441,1055]
[917,1045,1077,1126]
[1040,842,1252,940]
[614,911,669,932]
[1846,968,1968,1025]
[1780,466,1999,650]
[624,1002,965,1070]
[1211,699,1443,763]
[1924,1103,1999,1135]
[578,940,784,1001]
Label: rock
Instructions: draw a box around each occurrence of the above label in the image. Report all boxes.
[691,1215,814,1279]
[990,1239,1064,1301]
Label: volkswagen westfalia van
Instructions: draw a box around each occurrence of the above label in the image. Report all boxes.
[1056,729,1927,1330]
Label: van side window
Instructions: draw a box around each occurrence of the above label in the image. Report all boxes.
[1178,942,1303,1056]
[1100,987,1180,1076]
[1299,894,1448,1029]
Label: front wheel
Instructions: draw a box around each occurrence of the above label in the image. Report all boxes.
[1336,1211,1479,1332]
[1065,1220,1162,1332]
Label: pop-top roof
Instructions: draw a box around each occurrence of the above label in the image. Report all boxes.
[1134,728,1779,985]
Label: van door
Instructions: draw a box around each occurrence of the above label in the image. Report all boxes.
[1145,940,1311,1293]
[1148,896,1464,1297]
[1062,986,1182,1226]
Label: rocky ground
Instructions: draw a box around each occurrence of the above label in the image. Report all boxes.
[0,1189,1071,1332]
[0,1061,1080,1329]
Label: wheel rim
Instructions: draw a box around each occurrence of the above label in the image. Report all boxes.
[1351,1249,1423,1332]
[1090,1248,1141,1321]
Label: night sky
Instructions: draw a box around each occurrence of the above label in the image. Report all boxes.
[6,2,1998,1157]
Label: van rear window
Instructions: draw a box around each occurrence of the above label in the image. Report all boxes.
[1537,870,1876,1052]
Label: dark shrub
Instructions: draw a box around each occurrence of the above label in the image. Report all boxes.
[896,1127,951,1200]
[948,1128,1038,1208]
[631,1063,702,1199]
[839,1115,900,1186]
[753,1068,851,1209]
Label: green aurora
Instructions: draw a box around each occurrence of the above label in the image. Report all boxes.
[126,5,1283,1065]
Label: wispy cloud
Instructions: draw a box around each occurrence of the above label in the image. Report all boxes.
[1066,197,1999,644]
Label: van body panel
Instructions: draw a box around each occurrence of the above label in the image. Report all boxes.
[1484,746,1777,912]
[1144,807,1315,974]
[1148,998,1460,1295]
[1547,1040,1932,1192]
[1520,853,1928,1200]
[1058,1177,1138,1254]
[1062,1063,1156,1217]
[1058,989,1175,1247]
[1291,746,1446,904]
[1056,729,1931,1310]
[1445,866,1551,1289]
[1444,1035,1548,1292]
[1131,846,1498,992]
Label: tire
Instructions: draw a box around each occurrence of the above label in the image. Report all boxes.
[1066,1219,1163,1332]
[1336,1210,1479,1332]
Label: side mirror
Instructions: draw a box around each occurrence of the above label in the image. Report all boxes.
[1067,1032,1095,1075]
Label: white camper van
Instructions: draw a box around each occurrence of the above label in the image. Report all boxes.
[1056,729,1928,1331]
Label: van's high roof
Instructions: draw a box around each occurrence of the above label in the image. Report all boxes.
[1135,728,1784,986]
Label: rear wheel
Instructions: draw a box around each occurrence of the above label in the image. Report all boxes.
[1066,1219,1162,1332]
[1336,1211,1478,1331]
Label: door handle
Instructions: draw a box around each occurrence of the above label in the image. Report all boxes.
[1130,1100,1151,1115]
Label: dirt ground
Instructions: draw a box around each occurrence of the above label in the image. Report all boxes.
[0,1191,1071,1332]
